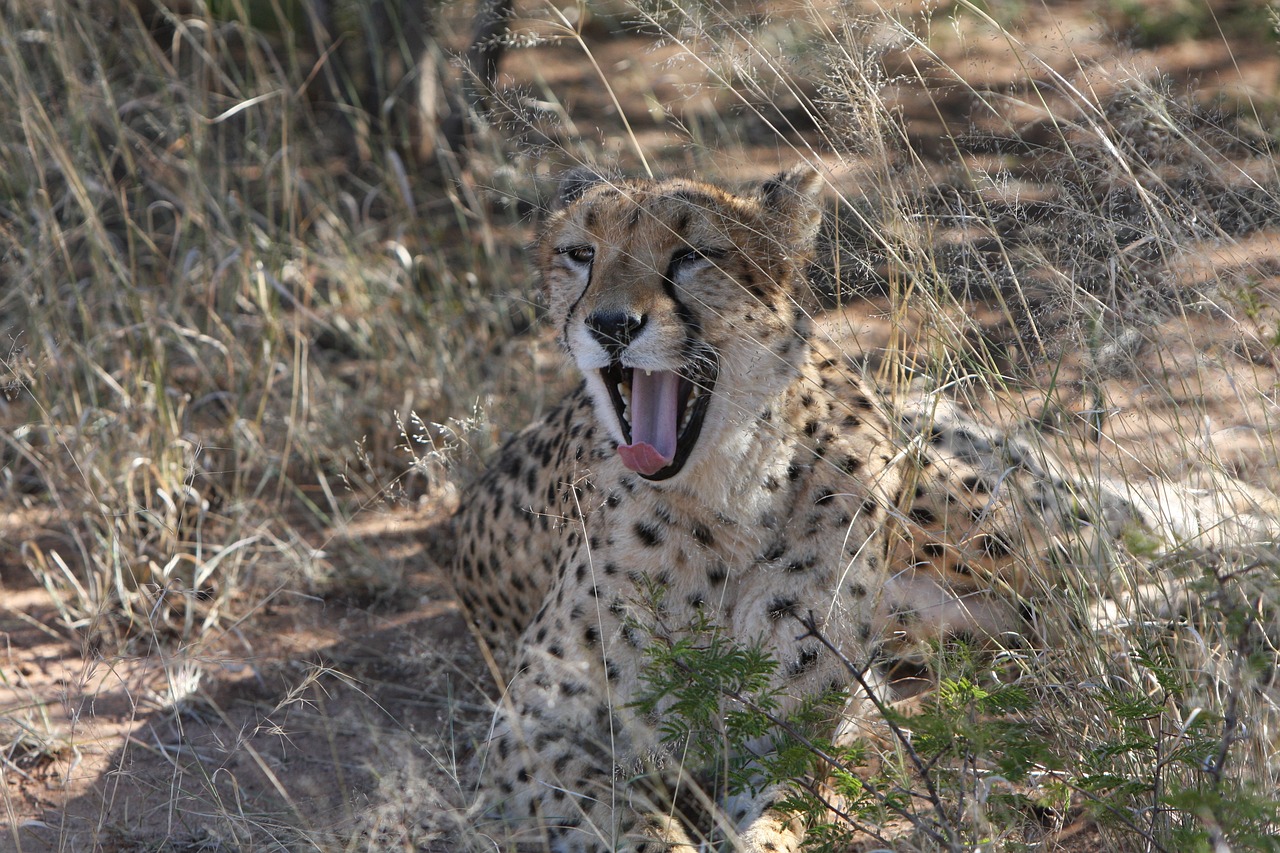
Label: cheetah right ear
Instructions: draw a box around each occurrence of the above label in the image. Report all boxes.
[757,165,824,250]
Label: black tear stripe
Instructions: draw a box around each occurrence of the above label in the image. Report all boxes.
[561,260,595,351]
[658,267,703,364]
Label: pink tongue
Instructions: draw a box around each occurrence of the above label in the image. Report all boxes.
[617,370,680,476]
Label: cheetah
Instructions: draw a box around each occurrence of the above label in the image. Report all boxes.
[451,166,1278,851]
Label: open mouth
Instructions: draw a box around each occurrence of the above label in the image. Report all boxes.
[600,361,716,480]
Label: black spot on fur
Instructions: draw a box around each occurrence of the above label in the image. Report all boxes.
[498,453,521,480]
[692,524,714,547]
[978,533,1013,558]
[889,605,917,625]
[908,506,937,526]
[788,646,821,678]
[786,554,816,573]
[768,596,798,620]
[633,520,663,547]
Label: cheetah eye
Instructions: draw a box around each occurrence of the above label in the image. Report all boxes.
[557,245,596,265]
[670,247,726,275]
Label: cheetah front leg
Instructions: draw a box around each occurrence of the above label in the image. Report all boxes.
[480,621,704,851]
[716,484,892,851]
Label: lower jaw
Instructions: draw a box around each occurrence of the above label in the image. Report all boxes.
[635,455,685,482]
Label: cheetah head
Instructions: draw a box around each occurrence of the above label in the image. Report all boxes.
[539,166,824,481]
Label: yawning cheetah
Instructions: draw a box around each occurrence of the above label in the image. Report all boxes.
[451,166,1277,851]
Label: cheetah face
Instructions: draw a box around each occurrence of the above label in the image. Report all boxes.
[562,243,722,480]
[538,169,823,481]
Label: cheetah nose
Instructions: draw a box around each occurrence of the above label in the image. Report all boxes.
[585,310,646,357]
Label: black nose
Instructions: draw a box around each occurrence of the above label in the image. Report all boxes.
[585,310,646,356]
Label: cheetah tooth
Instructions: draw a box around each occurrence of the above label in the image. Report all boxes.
[618,381,631,423]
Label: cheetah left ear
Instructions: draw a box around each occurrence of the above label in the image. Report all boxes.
[556,167,610,209]
[757,165,824,250]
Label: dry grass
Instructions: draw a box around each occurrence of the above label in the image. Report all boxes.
[1,0,1279,849]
